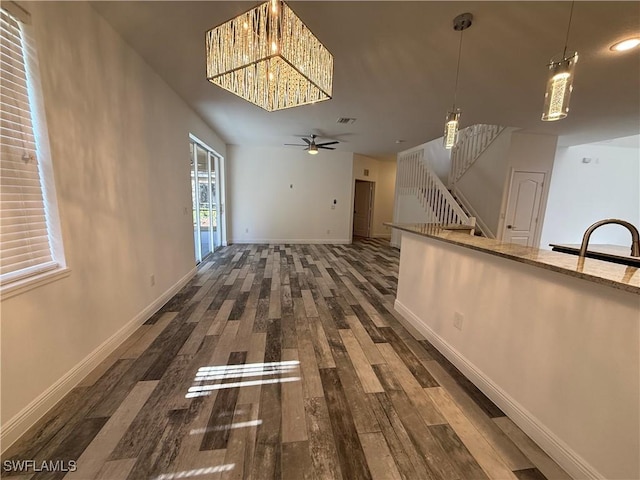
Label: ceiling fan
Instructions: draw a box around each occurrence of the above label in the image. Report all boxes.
[284,134,339,155]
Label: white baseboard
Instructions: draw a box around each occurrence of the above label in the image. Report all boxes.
[230,238,351,245]
[0,267,197,453]
[393,299,602,480]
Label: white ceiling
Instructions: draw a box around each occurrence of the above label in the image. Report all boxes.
[93,1,640,158]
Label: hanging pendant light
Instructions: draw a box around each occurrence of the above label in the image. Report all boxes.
[444,13,473,150]
[444,110,461,150]
[542,2,578,122]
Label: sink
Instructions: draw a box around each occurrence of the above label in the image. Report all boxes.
[550,243,640,268]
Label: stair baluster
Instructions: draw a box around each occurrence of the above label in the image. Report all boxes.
[450,124,505,187]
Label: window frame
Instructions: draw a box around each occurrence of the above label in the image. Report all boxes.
[1,3,68,300]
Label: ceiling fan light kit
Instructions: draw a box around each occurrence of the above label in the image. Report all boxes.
[206,0,333,112]
[284,134,339,154]
[444,13,472,150]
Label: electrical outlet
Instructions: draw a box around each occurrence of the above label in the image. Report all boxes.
[150,274,155,287]
[453,311,464,330]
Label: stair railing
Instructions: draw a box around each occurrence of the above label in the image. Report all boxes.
[449,124,505,187]
[397,147,474,230]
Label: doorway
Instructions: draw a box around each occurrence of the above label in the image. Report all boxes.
[502,170,545,247]
[190,139,222,263]
[353,180,375,238]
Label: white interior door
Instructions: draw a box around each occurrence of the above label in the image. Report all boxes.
[354,180,374,237]
[503,171,545,246]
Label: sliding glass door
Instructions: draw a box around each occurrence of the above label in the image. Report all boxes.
[190,140,221,263]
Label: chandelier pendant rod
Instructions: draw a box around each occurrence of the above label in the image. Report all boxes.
[452,27,465,110]
[562,1,575,59]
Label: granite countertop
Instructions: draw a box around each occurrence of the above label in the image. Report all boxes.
[549,243,640,267]
[386,223,640,294]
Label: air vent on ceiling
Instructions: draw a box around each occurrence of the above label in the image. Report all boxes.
[336,117,356,125]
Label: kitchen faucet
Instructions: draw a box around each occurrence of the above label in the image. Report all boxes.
[579,219,640,258]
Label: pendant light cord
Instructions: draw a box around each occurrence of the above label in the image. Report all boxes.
[453,28,464,110]
[562,1,575,58]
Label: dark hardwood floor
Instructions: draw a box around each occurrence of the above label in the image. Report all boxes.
[2,239,571,480]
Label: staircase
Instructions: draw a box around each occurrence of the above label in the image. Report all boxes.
[448,124,505,238]
[395,124,506,239]
[449,124,505,187]
[396,146,475,232]
[447,188,484,236]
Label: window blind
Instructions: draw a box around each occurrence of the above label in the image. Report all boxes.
[0,8,56,285]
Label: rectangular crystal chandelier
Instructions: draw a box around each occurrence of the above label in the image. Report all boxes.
[206,0,333,112]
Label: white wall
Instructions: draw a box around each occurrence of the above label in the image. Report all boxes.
[227,146,354,243]
[540,138,640,249]
[456,129,513,235]
[377,159,398,238]
[498,132,558,245]
[1,1,226,446]
[422,139,451,184]
[395,194,432,223]
[395,232,639,480]
[353,154,397,238]
[455,129,557,243]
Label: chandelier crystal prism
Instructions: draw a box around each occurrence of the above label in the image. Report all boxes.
[206,0,333,112]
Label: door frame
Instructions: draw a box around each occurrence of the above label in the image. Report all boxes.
[353,179,375,238]
[500,169,548,247]
[189,134,226,263]
[191,142,212,262]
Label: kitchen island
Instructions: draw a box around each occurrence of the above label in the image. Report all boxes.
[387,223,639,480]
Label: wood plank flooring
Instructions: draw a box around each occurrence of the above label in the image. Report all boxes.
[2,239,572,480]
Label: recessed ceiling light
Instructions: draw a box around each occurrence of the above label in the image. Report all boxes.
[610,37,640,51]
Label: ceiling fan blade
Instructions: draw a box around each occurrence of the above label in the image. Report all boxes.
[284,143,308,146]
[316,141,339,147]
[302,137,311,145]
[318,146,336,150]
